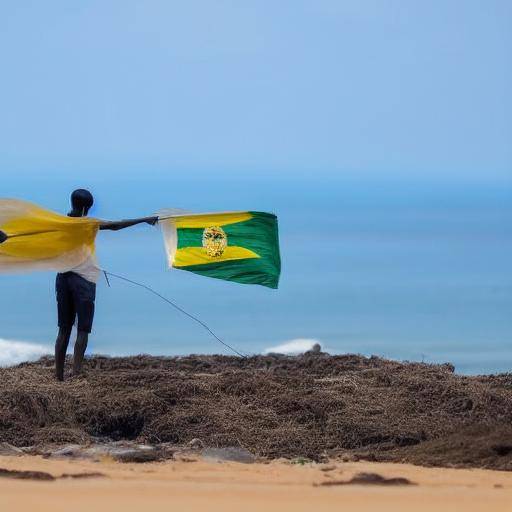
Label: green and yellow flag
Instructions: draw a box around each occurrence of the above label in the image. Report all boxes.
[159,211,281,288]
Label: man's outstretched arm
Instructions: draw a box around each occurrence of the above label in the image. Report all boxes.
[99,216,158,231]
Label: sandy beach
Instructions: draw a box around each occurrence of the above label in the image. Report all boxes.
[0,455,511,512]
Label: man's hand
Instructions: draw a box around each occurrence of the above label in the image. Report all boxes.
[146,216,158,226]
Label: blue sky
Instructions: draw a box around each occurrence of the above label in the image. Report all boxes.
[0,2,510,373]
[0,1,510,183]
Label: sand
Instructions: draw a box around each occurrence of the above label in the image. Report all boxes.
[0,455,511,512]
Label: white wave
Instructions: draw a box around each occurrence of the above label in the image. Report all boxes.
[263,338,321,355]
[0,338,51,367]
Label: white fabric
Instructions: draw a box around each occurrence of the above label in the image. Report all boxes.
[157,209,190,268]
[68,252,101,283]
[159,218,178,268]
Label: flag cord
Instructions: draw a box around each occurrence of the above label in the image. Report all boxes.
[102,270,248,358]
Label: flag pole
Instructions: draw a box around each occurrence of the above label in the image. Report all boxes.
[0,229,60,242]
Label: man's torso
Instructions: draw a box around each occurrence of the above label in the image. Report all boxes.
[69,253,100,284]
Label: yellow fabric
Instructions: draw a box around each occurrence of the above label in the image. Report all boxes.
[173,246,260,267]
[0,199,99,273]
[173,212,253,228]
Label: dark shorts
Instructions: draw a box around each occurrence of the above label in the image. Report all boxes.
[56,272,96,333]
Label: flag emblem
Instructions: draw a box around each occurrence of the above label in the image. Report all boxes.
[202,226,227,258]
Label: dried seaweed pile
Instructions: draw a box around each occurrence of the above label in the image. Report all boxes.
[0,354,511,470]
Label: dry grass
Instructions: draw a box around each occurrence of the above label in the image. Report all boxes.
[0,353,511,469]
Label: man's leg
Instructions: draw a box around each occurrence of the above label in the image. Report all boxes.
[70,273,96,377]
[72,331,89,376]
[55,273,75,381]
[55,326,72,381]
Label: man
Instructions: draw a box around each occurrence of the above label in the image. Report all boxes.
[55,189,157,381]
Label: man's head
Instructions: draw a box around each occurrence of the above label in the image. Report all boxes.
[69,189,94,217]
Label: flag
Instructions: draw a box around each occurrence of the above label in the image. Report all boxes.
[159,211,281,288]
[0,199,99,274]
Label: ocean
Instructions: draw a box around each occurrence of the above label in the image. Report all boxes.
[1,177,510,374]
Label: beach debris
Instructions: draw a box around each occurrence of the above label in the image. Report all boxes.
[0,468,55,481]
[340,453,359,463]
[48,442,168,463]
[187,438,204,450]
[48,445,84,459]
[316,472,415,487]
[0,468,105,481]
[174,453,199,463]
[319,465,337,472]
[291,457,313,466]
[60,472,106,479]
[305,343,322,356]
[112,448,162,463]
[1,354,512,470]
[0,442,25,456]
[201,447,256,464]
